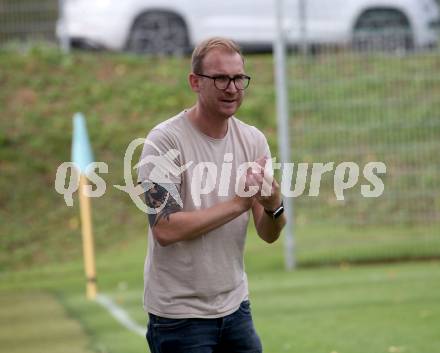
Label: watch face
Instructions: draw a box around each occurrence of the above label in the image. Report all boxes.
[273,205,284,219]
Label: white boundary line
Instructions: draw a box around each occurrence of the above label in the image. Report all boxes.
[95,294,145,337]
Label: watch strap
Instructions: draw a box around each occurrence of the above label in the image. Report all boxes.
[264,201,284,219]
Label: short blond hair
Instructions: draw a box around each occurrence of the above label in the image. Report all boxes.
[191,37,243,74]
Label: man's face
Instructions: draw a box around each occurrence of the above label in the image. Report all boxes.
[194,49,246,120]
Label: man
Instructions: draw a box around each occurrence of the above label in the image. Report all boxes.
[137,37,286,353]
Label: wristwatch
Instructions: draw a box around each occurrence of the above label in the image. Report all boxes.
[264,201,284,219]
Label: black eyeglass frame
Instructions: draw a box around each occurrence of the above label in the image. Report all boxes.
[195,73,251,91]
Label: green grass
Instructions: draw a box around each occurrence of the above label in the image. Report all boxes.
[1,20,439,353]
[250,262,440,353]
[1,231,439,353]
[0,291,93,353]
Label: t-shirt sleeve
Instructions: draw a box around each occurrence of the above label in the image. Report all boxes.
[252,126,272,161]
[136,128,182,188]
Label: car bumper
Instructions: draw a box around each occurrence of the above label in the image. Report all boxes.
[56,2,133,51]
[57,18,128,50]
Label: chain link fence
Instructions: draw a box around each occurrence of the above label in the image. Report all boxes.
[288,44,440,225]
[0,0,58,45]
[1,0,439,263]
[285,37,440,263]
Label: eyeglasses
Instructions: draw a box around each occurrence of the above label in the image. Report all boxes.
[195,73,251,90]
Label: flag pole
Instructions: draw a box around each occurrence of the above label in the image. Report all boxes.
[78,175,97,299]
[72,113,97,299]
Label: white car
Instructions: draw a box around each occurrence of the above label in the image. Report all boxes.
[57,0,440,53]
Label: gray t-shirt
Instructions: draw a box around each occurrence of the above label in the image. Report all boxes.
[137,110,270,319]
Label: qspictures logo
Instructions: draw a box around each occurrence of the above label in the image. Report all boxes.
[55,138,386,214]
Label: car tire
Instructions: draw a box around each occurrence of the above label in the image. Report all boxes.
[352,9,414,53]
[127,11,189,55]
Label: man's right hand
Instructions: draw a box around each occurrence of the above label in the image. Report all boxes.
[233,194,255,212]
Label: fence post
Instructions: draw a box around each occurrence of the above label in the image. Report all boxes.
[58,0,70,53]
[274,0,296,270]
[299,0,308,55]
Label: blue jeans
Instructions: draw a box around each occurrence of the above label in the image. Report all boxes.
[146,300,263,353]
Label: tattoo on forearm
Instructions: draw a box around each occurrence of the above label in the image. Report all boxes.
[144,183,182,227]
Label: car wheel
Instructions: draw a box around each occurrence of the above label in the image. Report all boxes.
[127,12,189,55]
[352,9,414,53]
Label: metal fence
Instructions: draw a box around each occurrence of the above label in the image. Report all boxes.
[288,46,440,228]
[0,0,58,45]
[1,0,439,263]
